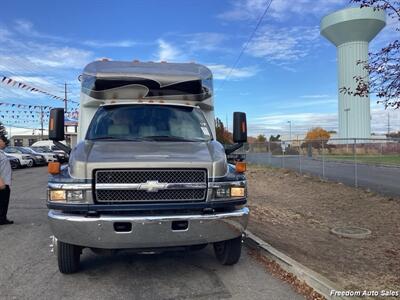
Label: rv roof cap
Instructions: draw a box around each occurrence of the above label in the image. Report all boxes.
[81,60,213,101]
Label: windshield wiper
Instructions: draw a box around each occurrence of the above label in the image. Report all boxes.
[141,135,202,142]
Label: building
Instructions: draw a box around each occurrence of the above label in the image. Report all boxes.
[11,134,49,147]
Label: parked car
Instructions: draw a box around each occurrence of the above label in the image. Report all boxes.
[31,140,69,163]
[30,147,58,163]
[4,147,34,167]
[6,154,20,169]
[16,147,47,166]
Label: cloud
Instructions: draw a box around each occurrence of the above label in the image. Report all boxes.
[185,32,227,52]
[156,39,183,62]
[0,28,12,41]
[207,64,258,80]
[245,25,320,63]
[218,0,347,22]
[276,98,337,110]
[370,105,400,134]
[28,47,93,69]
[370,13,400,50]
[83,39,137,48]
[14,19,66,41]
[300,94,330,99]
[246,101,400,136]
[9,76,53,87]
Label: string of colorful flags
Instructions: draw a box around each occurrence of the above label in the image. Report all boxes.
[0,101,79,120]
[0,101,52,110]
[0,75,78,104]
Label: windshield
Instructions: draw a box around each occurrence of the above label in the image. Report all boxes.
[31,147,51,153]
[4,147,21,154]
[19,147,34,154]
[86,104,212,142]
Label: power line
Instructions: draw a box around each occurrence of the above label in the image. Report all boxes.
[217,0,273,91]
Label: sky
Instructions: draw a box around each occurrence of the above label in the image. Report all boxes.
[0,0,399,138]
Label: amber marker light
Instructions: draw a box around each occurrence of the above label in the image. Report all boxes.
[49,190,66,201]
[235,161,246,173]
[48,162,61,175]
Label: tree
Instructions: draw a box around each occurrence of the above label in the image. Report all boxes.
[343,0,400,108]
[269,134,281,142]
[215,118,233,144]
[256,134,266,143]
[305,127,331,141]
[304,127,331,149]
[386,131,400,138]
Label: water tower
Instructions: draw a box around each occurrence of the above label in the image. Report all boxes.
[320,7,386,140]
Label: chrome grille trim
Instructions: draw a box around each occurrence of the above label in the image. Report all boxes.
[96,183,207,190]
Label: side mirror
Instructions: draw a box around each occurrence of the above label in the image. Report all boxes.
[233,112,247,143]
[49,108,65,141]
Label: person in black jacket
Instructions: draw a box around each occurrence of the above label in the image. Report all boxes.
[0,134,13,225]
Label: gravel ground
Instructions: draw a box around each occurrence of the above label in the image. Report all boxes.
[247,165,400,296]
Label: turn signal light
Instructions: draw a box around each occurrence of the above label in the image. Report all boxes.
[48,162,61,175]
[235,162,246,173]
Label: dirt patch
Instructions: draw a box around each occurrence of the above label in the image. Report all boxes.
[247,165,400,295]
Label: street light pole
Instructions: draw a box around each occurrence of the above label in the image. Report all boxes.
[344,108,350,152]
[287,121,292,142]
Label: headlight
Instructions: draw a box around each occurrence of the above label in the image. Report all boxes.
[216,186,230,198]
[35,155,42,158]
[213,184,246,199]
[48,190,85,203]
[66,190,84,201]
[22,155,31,160]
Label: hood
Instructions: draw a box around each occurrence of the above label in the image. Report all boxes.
[69,140,227,180]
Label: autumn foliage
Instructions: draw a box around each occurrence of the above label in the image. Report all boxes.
[303,127,331,149]
[215,118,233,144]
[305,127,331,141]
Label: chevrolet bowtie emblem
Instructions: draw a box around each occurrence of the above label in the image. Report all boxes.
[139,181,168,193]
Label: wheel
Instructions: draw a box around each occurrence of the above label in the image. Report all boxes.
[213,236,242,265]
[57,240,81,274]
[26,159,33,168]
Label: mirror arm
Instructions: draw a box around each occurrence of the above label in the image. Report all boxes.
[225,143,243,155]
[53,141,72,155]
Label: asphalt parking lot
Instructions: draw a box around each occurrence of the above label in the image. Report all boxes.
[0,167,302,300]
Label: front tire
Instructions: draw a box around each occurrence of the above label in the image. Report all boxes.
[57,240,81,274]
[213,236,242,265]
[26,160,33,168]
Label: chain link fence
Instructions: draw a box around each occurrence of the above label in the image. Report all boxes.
[243,138,400,196]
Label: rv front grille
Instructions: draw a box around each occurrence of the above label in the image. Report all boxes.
[94,169,207,203]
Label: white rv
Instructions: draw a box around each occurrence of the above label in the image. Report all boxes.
[47,60,249,273]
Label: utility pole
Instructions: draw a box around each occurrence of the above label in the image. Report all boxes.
[287,121,292,142]
[64,82,68,113]
[40,105,44,140]
[387,112,390,135]
[344,108,350,152]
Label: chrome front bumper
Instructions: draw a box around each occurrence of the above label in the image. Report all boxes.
[48,207,249,249]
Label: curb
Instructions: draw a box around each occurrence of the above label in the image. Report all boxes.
[244,230,352,300]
